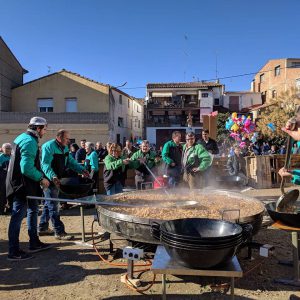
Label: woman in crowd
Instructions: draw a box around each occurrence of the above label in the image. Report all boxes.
[103,143,131,195]
[70,143,79,159]
[0,143,12,214]
[130,140,160,189]
[85,142,99,191]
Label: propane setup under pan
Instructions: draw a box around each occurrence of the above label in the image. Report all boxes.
[97,189,265,244]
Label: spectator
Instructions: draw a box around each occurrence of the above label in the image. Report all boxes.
[69,143,79,159]
[85,142,99,191]
[228,146,235,157]
[95,141,108,161]
[122,140,135,158]
[252,142,261,155]
[227,145,248,186]
[262,142,271,155]
[269,145,278,155]
[198,129,219,155]
[292,142,299,154]
[0,143,12,214]
[279,145,287,154]
[75,139,86,163]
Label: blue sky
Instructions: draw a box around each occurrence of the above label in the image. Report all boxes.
[1,0,299,97]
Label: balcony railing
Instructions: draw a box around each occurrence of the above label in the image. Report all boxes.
[146,119,202,127]
[147,101,199,109]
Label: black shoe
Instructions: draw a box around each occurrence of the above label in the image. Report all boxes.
[38,228,54,236]
[7,250,33,261]
[29,241,52,253]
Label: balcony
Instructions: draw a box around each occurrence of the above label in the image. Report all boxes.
[147,100,199,109]
[146,115,201,127]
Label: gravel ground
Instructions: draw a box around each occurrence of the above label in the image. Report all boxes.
[0,188,300,300]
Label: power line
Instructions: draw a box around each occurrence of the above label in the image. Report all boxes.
[121,65,300,90]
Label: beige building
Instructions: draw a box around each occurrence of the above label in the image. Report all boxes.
[0,70,143,145]
[0,36,27,111]
[251,58,300,103]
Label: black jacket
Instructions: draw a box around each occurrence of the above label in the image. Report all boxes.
[199,138,219,155]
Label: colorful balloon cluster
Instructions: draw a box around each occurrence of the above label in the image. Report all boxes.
[225,112,256,148]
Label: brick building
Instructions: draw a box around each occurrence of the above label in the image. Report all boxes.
[251,58,300,103]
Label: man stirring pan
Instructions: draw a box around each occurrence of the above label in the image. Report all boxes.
[130,140,160,189]
[38,129,89,240]
[182,132,212,189]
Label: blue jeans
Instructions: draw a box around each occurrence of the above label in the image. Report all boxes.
[8,194,39,255]
[106,181,123,195]
[39,186,65,234]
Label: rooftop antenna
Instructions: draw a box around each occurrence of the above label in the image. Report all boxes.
[215,51,218,80]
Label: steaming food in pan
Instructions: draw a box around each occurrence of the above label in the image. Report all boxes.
[102,189,264,221]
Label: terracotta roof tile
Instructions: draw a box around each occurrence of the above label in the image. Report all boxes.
[147,81,223,89]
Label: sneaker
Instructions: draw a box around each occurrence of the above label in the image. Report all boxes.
[38,228,54,236]
[29,241,52,253]
[55,232,74,241]
[7,250,33,261]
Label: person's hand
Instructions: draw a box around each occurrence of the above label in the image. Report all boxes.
[138,157,146,164]
[170,162,176,167]
[285,117,297,130]
[52,176,60,186]
[155,157,161,163]
[41,178,50,189]
[123,158,130,165]
[282,127,300,141]
[192,167,199,173]
[82,170,90,178]
[278,167,292,178]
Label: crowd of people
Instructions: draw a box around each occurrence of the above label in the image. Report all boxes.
[0,117,213,261]
[2,113,300,261]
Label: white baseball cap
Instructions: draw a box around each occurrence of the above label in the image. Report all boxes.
[29,116,47,126]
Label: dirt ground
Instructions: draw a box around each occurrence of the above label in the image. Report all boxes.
[1,189,300,300]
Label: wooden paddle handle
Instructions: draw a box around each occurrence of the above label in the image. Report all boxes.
[280,121,297,194]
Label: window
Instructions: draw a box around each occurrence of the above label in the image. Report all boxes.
[291,62,300,68]
[260,74,265,83]
[136,105,140,112]
[37,98,53,112]
[65,98,77,112]
[214,98,220,106]
[274,65,280,76]
[272,90,277,98]
[119,95,122,104]
[138,120,141,128]
[128,99,130,108]
[201,93,208,98]
[118,117,124,127]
